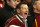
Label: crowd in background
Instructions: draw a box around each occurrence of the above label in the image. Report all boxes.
[0,0,40,27]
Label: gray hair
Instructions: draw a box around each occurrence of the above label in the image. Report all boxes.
[33,1,37,5]
[34,0,40,5]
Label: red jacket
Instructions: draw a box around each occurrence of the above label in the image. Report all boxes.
[4,15,25,27]
[32,13,40,27]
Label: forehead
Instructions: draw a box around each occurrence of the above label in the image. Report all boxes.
[21,4,28,8]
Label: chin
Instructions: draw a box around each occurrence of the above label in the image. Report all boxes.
[24,17,27,19]
[23,15,27,18]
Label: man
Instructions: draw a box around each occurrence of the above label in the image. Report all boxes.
[32,1,40,27]
[23,0,35,27]
[0,0,21,27]
[4,2,29,27]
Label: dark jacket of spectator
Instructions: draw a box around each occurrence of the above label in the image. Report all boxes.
[0,3,16,27]
[27,2,35,27]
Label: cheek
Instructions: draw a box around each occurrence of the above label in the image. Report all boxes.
[37,5,40,8]
[37,4,40,7]
[38,5,40,7]
[11,1,15,5]
[20,10,24,14]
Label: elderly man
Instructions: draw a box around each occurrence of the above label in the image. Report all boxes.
[32,0,40,27]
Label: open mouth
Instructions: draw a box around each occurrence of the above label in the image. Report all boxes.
[24,12,28,18]
[24,12,27,15]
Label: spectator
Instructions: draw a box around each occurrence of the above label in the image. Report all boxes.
[23,0,35,27]
[32,0,40,27]
[4,2,29,27]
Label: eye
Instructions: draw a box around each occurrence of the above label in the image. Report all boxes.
[17,0,20,2]
[23,8,26,9]
[23,8,27,9]
[17,1,19,2]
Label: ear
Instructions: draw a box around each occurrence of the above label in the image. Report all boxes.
[17,9,20,14]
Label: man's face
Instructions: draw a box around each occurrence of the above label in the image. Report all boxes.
[36,1,40,11]
[19,4,29,19]
[7,0,20,8]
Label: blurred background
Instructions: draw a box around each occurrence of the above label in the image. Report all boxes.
[0,0,37,8]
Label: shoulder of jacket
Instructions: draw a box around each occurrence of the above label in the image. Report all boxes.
[4,16,17,27]
[6,16,16,22]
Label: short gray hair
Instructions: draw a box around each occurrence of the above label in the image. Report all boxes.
[33,1,37,5]
[34,0,40,5]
